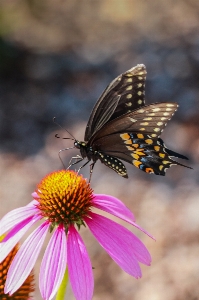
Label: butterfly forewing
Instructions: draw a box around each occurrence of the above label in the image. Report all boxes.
[108,64,147,120]
[85,64,147,140]
[129,102,179,138]
[90,102,178,142]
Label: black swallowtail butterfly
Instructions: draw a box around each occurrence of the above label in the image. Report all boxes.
[71,64,191,178]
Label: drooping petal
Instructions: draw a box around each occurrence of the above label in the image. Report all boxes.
[126,220,155,240]
[0,214,41,263]
[0,204,40,235]
[85,212,151,278]
[92,194,155,240]
[39,225,67,300]
[67,225,94,300]
[5,221,50,294]
[92,194,135,221]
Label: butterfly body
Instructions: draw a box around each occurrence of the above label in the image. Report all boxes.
[75,140,128,177]
[73,64,191,178]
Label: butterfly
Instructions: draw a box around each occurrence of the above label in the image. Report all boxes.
[70,64,191,178]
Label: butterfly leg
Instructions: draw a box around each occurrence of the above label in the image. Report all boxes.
[67,155,84,169]
[58,147,78,169]
[77,160,90,174]
[89,162,95,183]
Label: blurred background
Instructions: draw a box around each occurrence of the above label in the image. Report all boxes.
[0,1,199,299]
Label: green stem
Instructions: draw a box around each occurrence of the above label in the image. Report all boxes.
[55,267,69,300]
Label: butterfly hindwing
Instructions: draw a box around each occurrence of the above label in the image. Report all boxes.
[92,133,190,176]
[85,64,147,140]
[158,138,189,160]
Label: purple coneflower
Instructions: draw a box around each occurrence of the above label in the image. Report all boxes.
[0,236,34,299]
[0,170,153,300]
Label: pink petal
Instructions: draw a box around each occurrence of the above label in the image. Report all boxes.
[5,221,50,294]
[85,212,151,278]
[127,221,155,240]
[26,200,38,206]
[92,194,135,221]
[31,192,39,199]
[0,204,40,235]
[93,194,155,240]
[39,225,67,300]
[0,214,40,263]
[67,225,94,300]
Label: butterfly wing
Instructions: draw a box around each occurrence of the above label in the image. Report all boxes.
[80,64,191,177]
[84,64,147,141]
[93,133,191,176]
[91,102,179,141]
[90,102,191,176]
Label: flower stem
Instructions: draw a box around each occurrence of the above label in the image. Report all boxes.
[55,267,69,300]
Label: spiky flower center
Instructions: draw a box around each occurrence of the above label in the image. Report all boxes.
[36,170,93,227]
[0,242,34,299]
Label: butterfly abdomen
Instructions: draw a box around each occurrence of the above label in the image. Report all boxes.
[97,151,128,178]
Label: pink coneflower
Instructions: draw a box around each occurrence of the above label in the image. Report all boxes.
[0,170,153,300]
[0,236,34,299]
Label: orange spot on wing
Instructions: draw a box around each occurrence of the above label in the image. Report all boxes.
[133,160,142,168]
[133,143,139,148]
[124,140,132,145]
[131,153,139,160]
[137,133,144,139]
[135,149,145,155]
[120,133,130,140]
[154,146,160,151]
[127,146,135,151]
[145,168,154,173]
[145,139,153,144]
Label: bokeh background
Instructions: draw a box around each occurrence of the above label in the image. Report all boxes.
[1,1,199,299]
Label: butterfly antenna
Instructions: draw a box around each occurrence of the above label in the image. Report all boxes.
[55,133,73,140]
[53,117,76,140]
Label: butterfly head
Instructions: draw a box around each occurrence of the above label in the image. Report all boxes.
[74,140,88,148]
[74,140,89,158]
